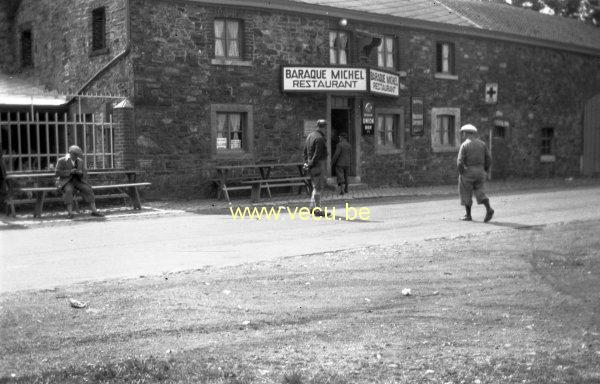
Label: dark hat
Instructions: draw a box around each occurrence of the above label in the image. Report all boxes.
[339,132,348,139]
[316,119,327,128]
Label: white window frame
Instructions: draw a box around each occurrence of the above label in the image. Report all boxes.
[431,107,461,153]
[210,104,254,158]
[377,35,395,69]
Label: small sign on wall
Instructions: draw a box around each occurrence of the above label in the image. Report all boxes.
[485,83,498,104]
[230,139,241,149]
[362,101,374,135]
[411,97,424,136]
[217,137,227,149]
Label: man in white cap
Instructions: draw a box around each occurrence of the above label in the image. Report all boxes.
[55,145,103,218]
[303,119,328,216]
[457,124,494,222]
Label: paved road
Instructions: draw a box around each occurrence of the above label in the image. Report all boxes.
[2,187,600,292]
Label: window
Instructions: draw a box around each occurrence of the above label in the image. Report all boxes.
[211,104,254,156]
[431,107,461,152]
[329,31,348,65]
[21,30,32,68]
[377,35,395,69]
[494,125,506,139]
[436,42,455,75]
[91,7,106,52]
[216,112,245,150]
[375,108,404,153]
[541,127,554,155]
[215,19,242,59]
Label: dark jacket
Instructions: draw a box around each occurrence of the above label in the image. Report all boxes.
[303,129,327,168]
[55,155,88,189]
[457,138,492,174]
[332,140,351,167]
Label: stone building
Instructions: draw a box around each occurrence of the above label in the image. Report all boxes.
[1,0,599,198]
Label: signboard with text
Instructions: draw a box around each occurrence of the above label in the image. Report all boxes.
[369,69,400,97]
[362,101,374,135]
[411,97,424,136]
[283,67,367,92]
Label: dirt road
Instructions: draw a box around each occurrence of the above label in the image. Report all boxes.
[2,186,600,292]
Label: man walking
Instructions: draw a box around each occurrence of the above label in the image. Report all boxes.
[457,124,494,222]
[332,132,351,195]
[303,119,328,216]
[55,145,103,218]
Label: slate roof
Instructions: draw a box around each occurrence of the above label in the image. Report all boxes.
[0,73,67,106]
[294,0,600,53]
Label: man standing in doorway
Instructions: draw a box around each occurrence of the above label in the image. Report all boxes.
[303,119,328,216]
[55,145,103,219]
[332,132,351,195]
[457,124,494,222]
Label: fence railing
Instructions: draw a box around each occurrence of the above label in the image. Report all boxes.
[0,111,114,172]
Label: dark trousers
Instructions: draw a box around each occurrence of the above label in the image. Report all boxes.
[62,179,95,205]
[336,166,349,192]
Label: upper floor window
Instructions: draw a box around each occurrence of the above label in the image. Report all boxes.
[541,127,554,155]
[91,7,107,52]
[436,42,455,75]
[215,19,242,59]
[329,31,348,65]
[377,36,395,69]
[21,30,32,68]
[431,107,461,152]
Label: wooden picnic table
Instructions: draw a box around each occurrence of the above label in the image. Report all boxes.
[214,162,310,202]
[4,169,149,217]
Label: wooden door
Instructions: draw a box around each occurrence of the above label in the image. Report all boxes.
[583,94,600,175]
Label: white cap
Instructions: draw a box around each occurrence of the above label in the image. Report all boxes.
[460,124,477,133]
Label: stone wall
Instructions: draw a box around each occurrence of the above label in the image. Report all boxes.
[0,1,15,72]
[11,0,129,94]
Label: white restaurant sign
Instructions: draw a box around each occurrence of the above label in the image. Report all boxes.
[282,67,367,92]
[282,66,399,97]
[369,68,399,97]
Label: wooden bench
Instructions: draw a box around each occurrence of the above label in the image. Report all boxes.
[4,171,151,217]
[241,176,311,202]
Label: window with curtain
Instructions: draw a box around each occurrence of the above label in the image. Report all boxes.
[436,115,456,147]
[376,114,397,150]
[216,112,245,151]
[91,7,106,52]
[436,42,455,74]
[329,31,348,65]
[215,19,242,59]
[377,36,395,69]
[431,107,460,152]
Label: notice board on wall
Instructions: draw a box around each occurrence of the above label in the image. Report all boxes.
[411,97,424,136]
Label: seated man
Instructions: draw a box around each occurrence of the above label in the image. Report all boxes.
[55,145,103,218]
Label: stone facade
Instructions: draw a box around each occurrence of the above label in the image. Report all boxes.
[8,0,129,95]
[0,1,15,72]
[3,0,600,197]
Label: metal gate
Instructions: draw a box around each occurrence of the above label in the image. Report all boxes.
[583,94,600,176]
[0,111,115,172]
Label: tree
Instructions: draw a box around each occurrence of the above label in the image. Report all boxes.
[492,0,600,26]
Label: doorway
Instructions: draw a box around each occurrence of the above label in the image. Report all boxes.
[583,94,600,175]
[330,96,355,177]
